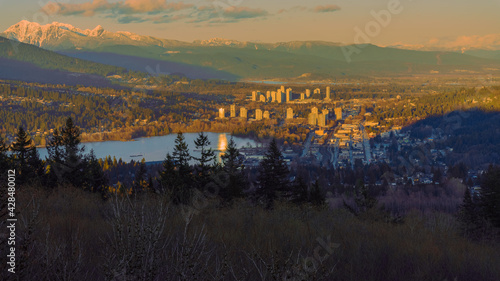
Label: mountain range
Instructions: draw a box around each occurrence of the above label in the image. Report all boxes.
[2,20,500,82]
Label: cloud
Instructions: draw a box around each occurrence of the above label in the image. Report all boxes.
[313,5,341,13]
[118,15,148,24]
[42,0,193,16]
[277,6,307,14]
[223,7,268,19]
[188,5,268,24]
[42,0,268,24]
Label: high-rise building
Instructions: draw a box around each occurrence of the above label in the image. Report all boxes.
[314,88,321,95]
[306,89,311,98]
[286,88,292,102]
[326,86,331,100]
[286,108,294,119]
[318,113,326,127]
[322,109,329,118]
[300,93,305,100]
[271,91,277,102]
[259,95,266,102]
[263,111,270,119]
[252,91,257,101]
[219,108,225,119]
[266,91,271,101]
[240,107,248,119]
[335,107,342,120]
[230,104,236,118]
[277,90,285,103]
[311,107,319,115]
[280,85,285,92]
[308,112,317,125]
[255,109,263,120]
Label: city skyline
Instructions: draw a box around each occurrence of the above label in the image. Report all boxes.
[0,0,499,49]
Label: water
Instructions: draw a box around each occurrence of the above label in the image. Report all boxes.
[37,133,257,163]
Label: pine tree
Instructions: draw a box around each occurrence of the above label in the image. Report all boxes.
[10,126,37,185]
[132,159,148,194]
[457,187,483,239]
[257,139,289,209]
[220,136,245,203]
[46,118,86,187]
[479,165,500,228]
[0,136,9,173]
[163,132,193,204]
[27,147,46,186]
[193,132,215,190]
[291,176,308,204]
[309,180,325,206]
[85,149,109,198]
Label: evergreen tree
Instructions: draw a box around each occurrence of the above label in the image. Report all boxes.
[0,136,9,174]
[291,176,308,204]
[132,159,148,194]
[162,132,193,204]
[159,153,182,200]
[193,132,215,190]
[479,165,500,228]
[257,139,289,209]
[10,126,37,185]
[27,147,46,186]
[85,149,108,198]
[309,180,325,206]
[220,136,245,203]
[46,118,86,187]
[457,187,483,239]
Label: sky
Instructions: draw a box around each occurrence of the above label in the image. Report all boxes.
[0,0,499,48]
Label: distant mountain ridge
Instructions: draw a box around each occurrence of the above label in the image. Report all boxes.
[3,20,500,81]
[0,20,354,51]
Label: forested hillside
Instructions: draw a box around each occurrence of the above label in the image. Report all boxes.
[0,36,128,77]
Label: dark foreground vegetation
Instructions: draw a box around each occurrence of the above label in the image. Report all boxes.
[1,117,500,280]
[0,186,499,281]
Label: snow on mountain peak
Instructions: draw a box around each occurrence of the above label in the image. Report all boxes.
[2,20,114,47]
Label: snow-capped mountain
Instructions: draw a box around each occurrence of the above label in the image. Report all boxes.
[1,20,188,50]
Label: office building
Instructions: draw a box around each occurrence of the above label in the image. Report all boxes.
[219,108,225,119]
[230,104,236,118]
[318,113,326,127]
[322,109,329,121]
[252,91,257,101]
[308,112,317,125]
[277,90,284,103]
[335,107,343,120]
[286,108,294,119]
[255,109,263,120]
[240,107,248,118]
[286,88,292,102]
[326,86,331,100]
